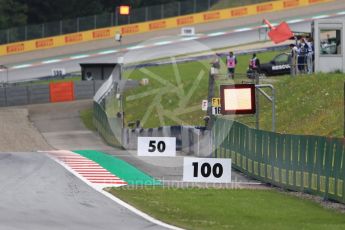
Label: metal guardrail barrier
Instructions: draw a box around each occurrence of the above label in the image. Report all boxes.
[212,118,345,204]
[0,0,272,45]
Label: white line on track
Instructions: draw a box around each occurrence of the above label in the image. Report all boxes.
[12,64,33,69]
[97,49,117,55]
[41,59,62,64]
[42,150,184,230]
[70,54,90,59]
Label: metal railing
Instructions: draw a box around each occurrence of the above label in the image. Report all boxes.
[0,0,273,45]
[212,118,345,204]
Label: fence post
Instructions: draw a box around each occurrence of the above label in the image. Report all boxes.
[145,7,148,21]
[59,20,63,34]
[255,72,260,130]
[178,1,181,16]
[6,29,9,43]
[94,15,97,29]
[208,0,211,9]
[193,0,197,13]
[4,86,7,106]
[42,24,45,37]
[161,4,164,19]
[24,26,27,40]
[77,17,80,32]
[26,85,30,104]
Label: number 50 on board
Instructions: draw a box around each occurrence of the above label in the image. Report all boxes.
[137,137,176,156]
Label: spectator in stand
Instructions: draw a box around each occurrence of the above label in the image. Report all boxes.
[226,51,237,79]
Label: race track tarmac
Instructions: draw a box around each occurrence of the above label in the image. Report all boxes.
[0,152,166,230]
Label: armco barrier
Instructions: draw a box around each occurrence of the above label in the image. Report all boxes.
[0,88,6,106]
[0,80,103,107]
[49,82,75,103]
[5,86,29,106]
[212,118,345,204]
[0,0,332,56]
[74,81,96,100]
[29,84,50,104]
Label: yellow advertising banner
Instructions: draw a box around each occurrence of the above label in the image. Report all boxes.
[0,0,333,56]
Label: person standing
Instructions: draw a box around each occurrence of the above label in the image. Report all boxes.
[289,43,298,76]
[298,38,307,73]
[305,37,314,74]
[226,51,237,79]
[210,53,220,75]
[249,53,260,73]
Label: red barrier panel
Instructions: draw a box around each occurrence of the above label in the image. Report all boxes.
[49,82,75,103]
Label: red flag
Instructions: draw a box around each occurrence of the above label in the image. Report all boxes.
[263,19,293,44]
[263,19,275,30]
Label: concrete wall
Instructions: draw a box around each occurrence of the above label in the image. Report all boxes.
[0,80,104,107]
[122,126,212,157]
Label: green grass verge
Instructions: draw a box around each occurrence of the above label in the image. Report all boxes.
[109,187,345,230]
[237,73,345,137]
[79,108,96,131]
[84,48,345,138]
[123,50,281,128]
[122,49,345,137]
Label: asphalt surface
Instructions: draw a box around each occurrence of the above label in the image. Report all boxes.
[3,4,336,228]
[1,1,345,82]
[1,0,344,65]
[0,152,165,230]
[27,100,257,184]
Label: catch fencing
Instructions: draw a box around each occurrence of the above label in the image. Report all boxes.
[92,64,212,155]
[212,118,345,204]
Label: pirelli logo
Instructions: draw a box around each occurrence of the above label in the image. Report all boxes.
[121,25,139,34]
[7,43,24,53]
[231,7,248,17]
[92,29,110,39]
[35,38,54,48]
[283,0,299,8]
[177,16,194,25]
[65,33,83,43]
[256,3,273,12]
[203,12,220,21]
[149,21,166,30]
[308,0,323,3]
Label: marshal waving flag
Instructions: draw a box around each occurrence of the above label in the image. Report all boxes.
[263,19,293,44]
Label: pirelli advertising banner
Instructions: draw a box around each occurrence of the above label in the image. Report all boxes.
[0,0,332,56]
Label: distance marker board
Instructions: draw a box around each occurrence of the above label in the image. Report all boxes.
[183,157,231,183]
[137,137,176,157]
